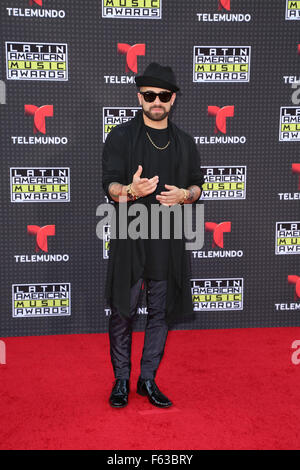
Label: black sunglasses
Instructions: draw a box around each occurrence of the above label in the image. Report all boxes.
[140,91,173,103]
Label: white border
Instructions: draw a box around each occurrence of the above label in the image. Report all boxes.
[12,282,71,318]
[102,106,141,142]
[193,45,251,83]
[103,224,110,259]
[279,106,300,142]
[6,41,68,81]
[190,277,244,311]
[10,167,71,203]
[275,221,300,255]
[101,0,162,19]
[286,0,300,20]
[201,165,247,200]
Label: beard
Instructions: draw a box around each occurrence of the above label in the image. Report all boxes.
[143,105,169,122]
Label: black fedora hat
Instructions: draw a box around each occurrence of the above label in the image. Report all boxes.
[135,62,179,92]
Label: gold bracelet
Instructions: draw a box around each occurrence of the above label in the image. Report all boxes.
[126,183,140,201]
[179,188,188,205]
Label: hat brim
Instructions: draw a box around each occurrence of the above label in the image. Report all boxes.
[135,75,179,92]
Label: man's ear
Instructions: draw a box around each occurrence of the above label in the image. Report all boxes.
[171,93,176,106]
[137,92,142,106]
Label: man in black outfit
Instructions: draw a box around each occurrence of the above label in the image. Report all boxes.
[102,63,204,408]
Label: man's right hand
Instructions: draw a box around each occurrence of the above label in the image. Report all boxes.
[131,165,159,197]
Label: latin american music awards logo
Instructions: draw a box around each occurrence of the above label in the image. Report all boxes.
[103,107,141,142]
[6,42,68,81]
[12,283,71,318]
[275,222,300,254]
[193,46,251,82]
[279,107,300,141]
[191,278,244,311]
[286,0,300,20]
[10,167,71,202]
[200,166,247,200]
[103,225,110,259]
[102,0,162,19]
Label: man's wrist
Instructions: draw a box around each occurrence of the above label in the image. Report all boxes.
[179,188,188,205]
[178,186,202,204]
[126,183,140,201]
[108,182,123,198]
[108,182,130,201]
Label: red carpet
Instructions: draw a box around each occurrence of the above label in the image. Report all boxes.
[1,327,300,450]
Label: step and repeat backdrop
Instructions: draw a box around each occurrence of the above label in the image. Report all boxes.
[1,0,300,337]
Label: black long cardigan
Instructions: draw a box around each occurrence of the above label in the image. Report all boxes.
[102,110,204,325]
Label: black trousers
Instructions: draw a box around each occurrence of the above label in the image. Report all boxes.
[109,277,169,380]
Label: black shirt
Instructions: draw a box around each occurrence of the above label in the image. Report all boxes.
[142,123,172,281]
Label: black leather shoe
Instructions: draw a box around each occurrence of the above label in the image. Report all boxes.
[109,379,129,408]
[137,378,172,408]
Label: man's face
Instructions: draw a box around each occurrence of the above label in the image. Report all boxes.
[137,86,176,122]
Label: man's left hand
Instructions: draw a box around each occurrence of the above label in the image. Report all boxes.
[156,184,184,206]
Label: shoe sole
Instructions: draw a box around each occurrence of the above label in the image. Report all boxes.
[136,388,172,407]
[109,401,128,408]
